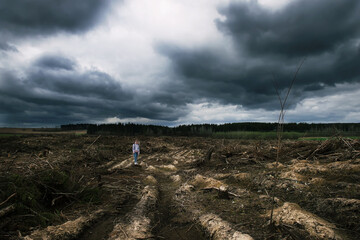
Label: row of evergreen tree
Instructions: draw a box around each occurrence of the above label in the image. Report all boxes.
[60,122,360,136]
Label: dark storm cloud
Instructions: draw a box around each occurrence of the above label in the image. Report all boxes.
[0,42,18,52]
[156,0,360,110]
[35,55,76,70]
[0,54,186,126]
[216,0,360,58]
[156,43,301,110]
[0,0,112,37]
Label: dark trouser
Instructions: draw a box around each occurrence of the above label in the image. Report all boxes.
[133,152,138,164]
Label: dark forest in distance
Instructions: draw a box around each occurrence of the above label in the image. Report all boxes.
[61,122,360,137]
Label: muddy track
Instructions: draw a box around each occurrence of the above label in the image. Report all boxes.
[152,174,207,239]
[1,135,360,239]
[73,141,210,239]
[77,177,140,240]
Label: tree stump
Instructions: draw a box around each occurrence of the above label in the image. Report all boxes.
[218,185,230,199]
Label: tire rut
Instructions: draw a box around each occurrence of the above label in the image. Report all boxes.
[78,166,145,239]
[152,173,207,240]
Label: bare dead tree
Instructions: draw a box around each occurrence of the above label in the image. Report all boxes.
[270,58,306,225]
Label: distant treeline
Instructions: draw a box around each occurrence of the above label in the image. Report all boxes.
[60,122,360,136]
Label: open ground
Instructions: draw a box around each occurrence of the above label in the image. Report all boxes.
[1,133,359,239]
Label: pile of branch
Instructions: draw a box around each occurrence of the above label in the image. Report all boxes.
[306,137,360,160]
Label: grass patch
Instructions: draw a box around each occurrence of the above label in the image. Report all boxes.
[75,131,87,136]
[299,137,329,141]
[0,133,22,137]
[212,131,360,140]
[299,136,360,141]
[212,131,303,140]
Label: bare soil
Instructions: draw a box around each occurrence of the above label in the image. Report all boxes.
[0,135,359,239]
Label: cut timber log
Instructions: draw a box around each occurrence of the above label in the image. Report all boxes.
[24,210,105,240]
[199,214,253,240]
[271,202,342,240]
[108,185,158,240]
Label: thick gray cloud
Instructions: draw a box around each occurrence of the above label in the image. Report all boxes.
[157,0,360,110]
[0,0,113,51]
[156,43,302,110]
[0,1,188,126]
[0,0,112,37]
[216,0,360,58]
[0,54,184,126]
[1,0,360,126]
[0,42,18,52]
[35,55,76,71]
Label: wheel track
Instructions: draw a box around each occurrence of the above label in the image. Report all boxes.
[151,173,207,240]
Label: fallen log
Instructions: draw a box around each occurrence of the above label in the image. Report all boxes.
[199,213,253,240]
[270,202,342,240]
[24,209,105,240]
[108,185,158,240]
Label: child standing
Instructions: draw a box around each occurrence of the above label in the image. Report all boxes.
[132,139,140,165]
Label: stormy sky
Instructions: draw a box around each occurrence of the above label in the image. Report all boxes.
[1,0,360,127]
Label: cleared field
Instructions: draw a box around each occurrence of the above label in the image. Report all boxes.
[213,131,304,139]
[299,136,360,141]
[213,131,360,140]
[0,128,86,135]
[0,135,359,239]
